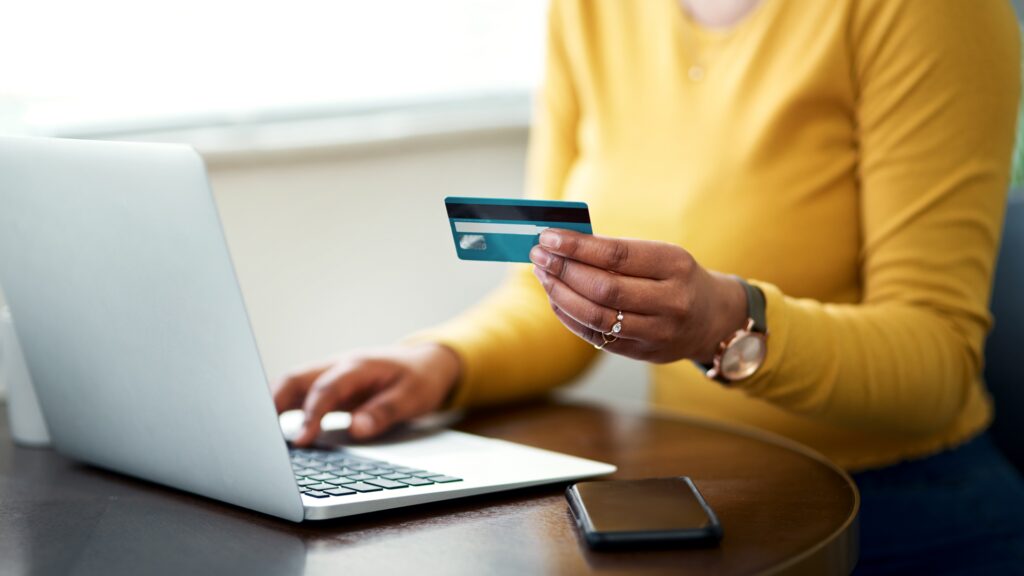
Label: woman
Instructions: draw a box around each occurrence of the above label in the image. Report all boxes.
[275,0,1024,572]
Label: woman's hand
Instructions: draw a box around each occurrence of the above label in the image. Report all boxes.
[273,343,461,445]
[529,229,748,364]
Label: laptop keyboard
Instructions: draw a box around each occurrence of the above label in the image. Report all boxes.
[290,447,462,499]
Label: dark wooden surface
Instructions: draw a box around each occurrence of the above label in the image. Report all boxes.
[0,399,858,575]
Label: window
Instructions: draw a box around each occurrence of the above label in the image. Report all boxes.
[0,0,547,139]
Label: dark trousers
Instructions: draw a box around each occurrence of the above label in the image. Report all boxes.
[852,433,1024,575]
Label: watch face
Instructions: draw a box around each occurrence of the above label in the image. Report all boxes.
[720,333,767,381]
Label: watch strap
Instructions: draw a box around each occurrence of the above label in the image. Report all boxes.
[738,277,767,334]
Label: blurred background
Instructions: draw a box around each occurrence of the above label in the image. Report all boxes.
[0,0,645,406]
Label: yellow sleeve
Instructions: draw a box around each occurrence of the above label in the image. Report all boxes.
[739,0,1020,434]
[408,0,599,407]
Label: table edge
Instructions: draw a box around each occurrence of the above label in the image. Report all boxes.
[553,399,862,575]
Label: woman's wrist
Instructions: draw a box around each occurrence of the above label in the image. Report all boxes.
[697,272,750,364]
[417,342,463,406]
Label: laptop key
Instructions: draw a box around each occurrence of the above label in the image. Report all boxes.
[342,482,384,493]
[393,467,422,474]
[366,479,409,490]
[297,479,319,487]
[295,468,321,477]
[307,483,335,491]
[346,473,375,481]
[326,487,356,496]
[327,476,355,485]
[310,473,337,481]
[305,490,329,498]
[398,477,434,486]
[382,472,410,480]
[366,468,394,476]
[349,464,377,472]
[411,471,440,478]
[427,476,462,483]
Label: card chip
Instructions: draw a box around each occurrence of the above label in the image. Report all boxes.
[459,234,487,251]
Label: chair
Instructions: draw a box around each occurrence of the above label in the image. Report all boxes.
[985,195,1024,473]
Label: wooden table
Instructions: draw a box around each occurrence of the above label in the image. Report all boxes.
[0,399,858,575]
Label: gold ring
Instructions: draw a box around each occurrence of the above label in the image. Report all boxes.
[607,311,624,337]
[594,311,624,350]
[594,332,618,350]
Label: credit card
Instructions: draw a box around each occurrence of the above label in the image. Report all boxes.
[445,196,593,263]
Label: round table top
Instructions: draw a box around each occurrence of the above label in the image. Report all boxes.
[0,398,858,576]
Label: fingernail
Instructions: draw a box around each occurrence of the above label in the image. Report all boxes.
[539,230,561,249]
[352,413,375,436]
[530,246,551,267]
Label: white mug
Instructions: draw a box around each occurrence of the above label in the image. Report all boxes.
[1,306,51,447]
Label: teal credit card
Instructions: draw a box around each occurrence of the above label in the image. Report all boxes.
[445,196,593,263]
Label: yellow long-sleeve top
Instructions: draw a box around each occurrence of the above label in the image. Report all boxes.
[417,0,1021,470]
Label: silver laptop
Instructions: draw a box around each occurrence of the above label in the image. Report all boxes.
[0,136,615,522]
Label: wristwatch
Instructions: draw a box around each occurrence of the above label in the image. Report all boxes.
[705,278,768,384]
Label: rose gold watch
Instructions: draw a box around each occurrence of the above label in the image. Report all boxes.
[705,279,768,384]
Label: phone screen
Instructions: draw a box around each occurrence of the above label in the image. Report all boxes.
[573,477,714,532]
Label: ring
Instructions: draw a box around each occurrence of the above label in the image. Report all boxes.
[594,311,624,350]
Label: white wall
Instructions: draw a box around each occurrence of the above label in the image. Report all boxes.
[206,129,648,407]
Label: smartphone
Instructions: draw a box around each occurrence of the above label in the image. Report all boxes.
[566,477,723,550]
